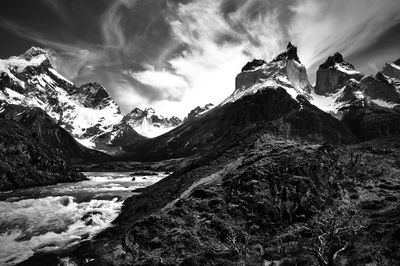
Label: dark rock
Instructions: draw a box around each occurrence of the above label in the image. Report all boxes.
[0,118,86,191]
[241,59,266,72]
[0,101,110,163]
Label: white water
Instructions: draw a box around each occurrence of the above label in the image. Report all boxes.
[0,172,167,265]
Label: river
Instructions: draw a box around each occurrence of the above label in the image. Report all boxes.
[0,171,167,265]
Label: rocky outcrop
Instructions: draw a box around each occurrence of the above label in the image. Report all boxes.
[314,53,363,95]
[184,103,214,122]
[340,100,400,141]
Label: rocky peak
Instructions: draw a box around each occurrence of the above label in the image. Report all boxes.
[375,72,389,84]
[233,42,312,99]
[314,53,363,95]
[71,82,116,109]
[272,42,300,63]
[21,47,50,61]
[184,103,215,122]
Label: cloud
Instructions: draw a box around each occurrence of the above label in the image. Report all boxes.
[289,0,400,71]
[147,0,286,117]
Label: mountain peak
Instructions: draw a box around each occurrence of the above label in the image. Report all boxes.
[272,42,300,63]
[320,52,356,70]
[21,47,50,61]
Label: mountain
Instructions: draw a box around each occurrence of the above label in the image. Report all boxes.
[314,52,363,95]
[0,101,110,163]
[121,43,356,161]
[119,107,182,138]
[311,53,400,114]
[0,47,123,149]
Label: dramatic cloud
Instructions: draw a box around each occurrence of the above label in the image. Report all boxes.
[289,0,400,72]
[1,0,400,117]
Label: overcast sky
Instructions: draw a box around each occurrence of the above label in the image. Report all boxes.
[1,0,400,117]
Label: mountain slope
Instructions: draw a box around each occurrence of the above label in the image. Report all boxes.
[122,44,356,161]
[0,101,109,163]
[340,99,400,141]
[0,118,86,191]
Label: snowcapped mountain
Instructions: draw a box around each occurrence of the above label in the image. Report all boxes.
[120,107,182,138]
[223,42,312,105]
[0,47,123,149]
[314,52,363,95]
[310,53,400,114]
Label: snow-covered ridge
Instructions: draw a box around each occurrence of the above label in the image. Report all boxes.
[0,47,122,149]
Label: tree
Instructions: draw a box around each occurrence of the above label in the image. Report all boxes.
[302,205,364,266]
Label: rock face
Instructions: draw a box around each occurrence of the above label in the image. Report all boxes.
[122,44,356,161]
[314,53,363,95]
[120,107,182,138]
[184,103,214,122]
[0,101,109,162]
[70,82,115,109]
[0,118,86,191]
[0,47,123,149]
[340,100,400,141]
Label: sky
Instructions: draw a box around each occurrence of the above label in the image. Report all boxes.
[1,0,400,118]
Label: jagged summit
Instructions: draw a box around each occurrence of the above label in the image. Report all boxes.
[21,47,50,61]
[320,52,354,69]
[230,42,312,103]
[314,52,363,95]
[272,42,300,63]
